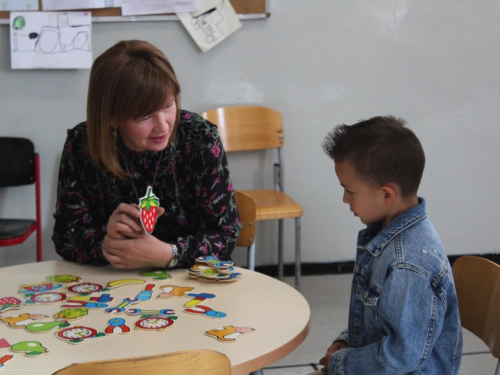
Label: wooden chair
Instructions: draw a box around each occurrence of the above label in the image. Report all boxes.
[0,137,42,262]
[52,349,231,375]
[234,190,257,250]
[452,256,500,375]
[202,106,303,290]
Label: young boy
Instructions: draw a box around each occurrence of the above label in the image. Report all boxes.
[318,116,462,374]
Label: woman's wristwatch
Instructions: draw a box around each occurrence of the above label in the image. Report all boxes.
[166,244,179,268]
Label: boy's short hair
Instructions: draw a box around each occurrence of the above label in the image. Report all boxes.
[322,115,425,199]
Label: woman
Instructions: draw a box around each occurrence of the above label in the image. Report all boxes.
[52,40,241,269]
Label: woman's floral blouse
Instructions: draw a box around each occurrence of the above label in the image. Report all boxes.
[52,110,241,267]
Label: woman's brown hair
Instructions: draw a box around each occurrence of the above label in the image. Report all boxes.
[87,40,181,180]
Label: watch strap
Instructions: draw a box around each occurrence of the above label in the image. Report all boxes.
[166,244,179,268]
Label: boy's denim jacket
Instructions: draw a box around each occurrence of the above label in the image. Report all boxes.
[329,198,463,375]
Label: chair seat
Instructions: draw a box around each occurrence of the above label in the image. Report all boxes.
[0,219,36,240]
[53,349,231,375]
[242,190,303,221]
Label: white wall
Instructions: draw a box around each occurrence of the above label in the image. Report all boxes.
[1,1,500,268]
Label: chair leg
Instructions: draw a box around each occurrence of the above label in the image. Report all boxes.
[247,242,256,271]
[36,227,42,262]
[295,217,301,291]
[35,153,42,262]
[250,369,264,375]
[495,358,500,375]
[278,219,284,280]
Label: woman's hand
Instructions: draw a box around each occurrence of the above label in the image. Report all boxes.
[102,234,173,269]
[319,340,348,372]
[103,203,168,268]
[106,203,143,239]
[106,203,165,239]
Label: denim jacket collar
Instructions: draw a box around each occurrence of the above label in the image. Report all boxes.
[364,197,427,256]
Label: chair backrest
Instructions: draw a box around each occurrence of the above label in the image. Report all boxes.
[201,106,284,152]
[452,256,500,358]
[0,137,36,187]
[52,349,231,375]
[233,190,256,247]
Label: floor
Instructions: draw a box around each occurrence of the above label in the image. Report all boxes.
[260,273,497,375]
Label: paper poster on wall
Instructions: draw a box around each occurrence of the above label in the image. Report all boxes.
[42,0,109,11]
[177,0,242,53]
[10,12,92,70]
[122,0,200,17]
[1,0,39,11]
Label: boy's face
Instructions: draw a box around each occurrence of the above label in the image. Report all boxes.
[334,161,390,225]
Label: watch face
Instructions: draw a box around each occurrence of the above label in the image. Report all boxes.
[67,283,103,294]
[57,327,97,340]
[136,317,174,330]
[30,292,67,303]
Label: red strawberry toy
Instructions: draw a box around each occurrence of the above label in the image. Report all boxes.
[139,186,160,234]
[0,296,23,312]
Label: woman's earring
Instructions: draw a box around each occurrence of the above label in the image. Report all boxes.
[112,128,117,137]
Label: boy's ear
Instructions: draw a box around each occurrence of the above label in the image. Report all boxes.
[381,184,397,205]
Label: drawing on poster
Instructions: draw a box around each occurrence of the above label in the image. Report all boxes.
[10,11,92,69]
[177,0,242,53]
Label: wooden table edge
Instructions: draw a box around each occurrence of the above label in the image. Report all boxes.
[231,315,311,375]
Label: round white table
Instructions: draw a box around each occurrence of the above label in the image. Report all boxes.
[0,261,310,374]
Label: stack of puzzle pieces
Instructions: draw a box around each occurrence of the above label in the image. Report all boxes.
[187,256,241,283]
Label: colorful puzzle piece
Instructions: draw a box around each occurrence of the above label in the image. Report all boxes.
[215,272,242,282]
[134,315,177,331]
[184,305,226,319]
[53,308,88,321]
[0,355,13,370]
[10,341,49,356]
[18,282,62,295]
[55,326,106,345]
[0,339,10,349]
[188,268,241,283]
[105,318,131,335]
[62,294,113,309]
[126,308,175,316]
[105,284,155,314]
[205,326,255,343]
[26,292,67,305]
[195,256,234,270]
[157,285,194,298]
[25,320,70,333]
[46,275,82,284]
[188,266,220,277]
[0,297,23,312]
[184,293,216,308]
[140,270,172,280]
[105,279,146,290]
[187,257,241,283]
[67,283,104,295]
[0,313,48,328]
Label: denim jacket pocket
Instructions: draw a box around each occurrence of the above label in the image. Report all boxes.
[360,286,382,342]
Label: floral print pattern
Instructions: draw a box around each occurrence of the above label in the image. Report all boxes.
[52,110,241,267]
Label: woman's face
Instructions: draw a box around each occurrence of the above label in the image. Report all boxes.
[119,99,177,152]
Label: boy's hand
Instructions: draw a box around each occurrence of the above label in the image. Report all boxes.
[319,340,348,370]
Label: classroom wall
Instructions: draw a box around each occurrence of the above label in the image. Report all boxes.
[1,1,500,268]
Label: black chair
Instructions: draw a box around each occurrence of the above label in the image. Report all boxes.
[0,137,42,262]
